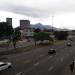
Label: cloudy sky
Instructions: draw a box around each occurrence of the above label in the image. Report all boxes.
[0,0,75,29]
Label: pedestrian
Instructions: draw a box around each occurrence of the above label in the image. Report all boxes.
[70,59,74,72]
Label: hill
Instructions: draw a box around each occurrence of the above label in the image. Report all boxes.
[30,23,64,31]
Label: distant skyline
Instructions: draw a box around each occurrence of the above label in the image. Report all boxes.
[0,0,75,29]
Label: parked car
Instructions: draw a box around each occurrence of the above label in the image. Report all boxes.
[67,42,71,46]
[0,62,12,71]
[48,49,56,54]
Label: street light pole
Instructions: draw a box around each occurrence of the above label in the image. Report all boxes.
[52,16,54,33]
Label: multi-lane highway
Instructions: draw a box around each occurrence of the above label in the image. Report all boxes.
[0,40,75,75]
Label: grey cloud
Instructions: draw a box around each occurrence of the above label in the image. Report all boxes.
[0,4,50,18]
[0,0,75,18]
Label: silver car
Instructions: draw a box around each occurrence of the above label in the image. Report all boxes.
[0,62,12,71]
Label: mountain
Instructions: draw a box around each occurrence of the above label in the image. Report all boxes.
[30,23,64,31]
[31,23,45,30]
[31,23,54,30]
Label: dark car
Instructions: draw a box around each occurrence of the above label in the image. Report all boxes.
[48,49,56,55]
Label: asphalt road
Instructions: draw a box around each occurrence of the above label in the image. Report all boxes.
[0,40,75,75]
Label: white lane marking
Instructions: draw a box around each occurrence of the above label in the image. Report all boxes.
[24,60,30,64]
[60,57,64,62]
[16,72,23,75]
[48,56,52,59]
[40,54,45,57]
[34,62,40,66]
[48,66,54,71]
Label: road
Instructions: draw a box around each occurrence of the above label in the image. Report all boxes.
[0,40,75,75]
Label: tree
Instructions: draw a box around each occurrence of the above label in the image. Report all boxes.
[43,28,51,32]
[0,22,21,49]
[33,28,41,32]
[0,22,13,40]
[71,30,75,32]
[12,27,21,49]
[53,31,68,40]
[33,32,53,45]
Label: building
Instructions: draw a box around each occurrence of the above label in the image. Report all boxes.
[20,20,33,40]
[20,20,30,30]
[6,18,12,26]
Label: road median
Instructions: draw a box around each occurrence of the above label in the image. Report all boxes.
[0,40,66,56]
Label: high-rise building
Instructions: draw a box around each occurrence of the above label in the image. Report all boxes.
[6,18,12,26]
[20,20,30,30]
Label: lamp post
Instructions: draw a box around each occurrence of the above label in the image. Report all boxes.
[51,16,54,33]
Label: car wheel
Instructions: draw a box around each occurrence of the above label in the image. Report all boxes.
[8,65,12,68]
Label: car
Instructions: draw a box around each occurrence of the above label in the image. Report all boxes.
[70,39,73,42]
[0,62,12,71]
[69,38,74,42]
[48,49,56,54]
[67,42,71,46]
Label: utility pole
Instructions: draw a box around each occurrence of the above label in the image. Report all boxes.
[62,23,63,31]
[52,16,54,33]
[61,23,64,31]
